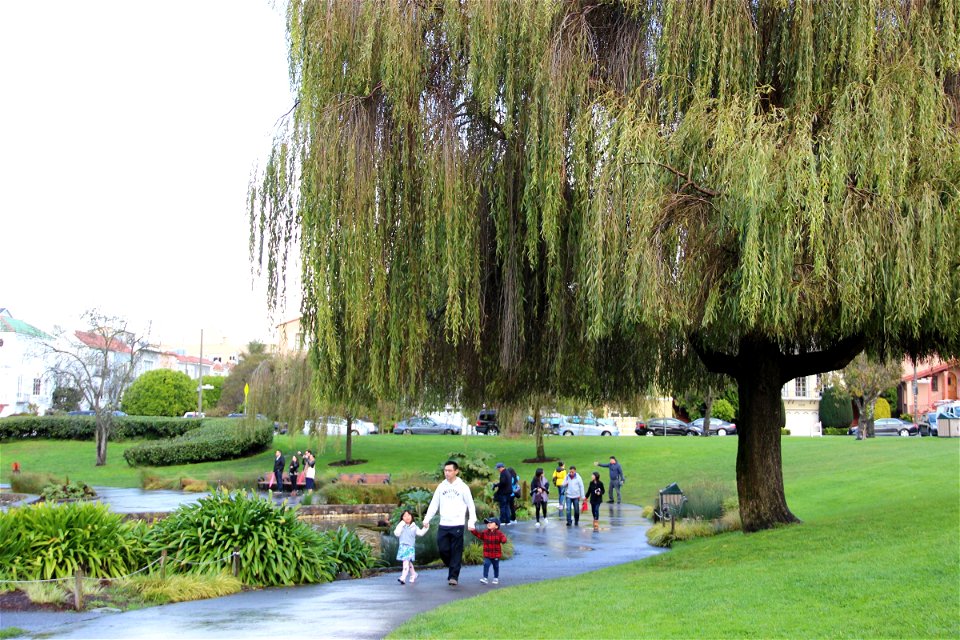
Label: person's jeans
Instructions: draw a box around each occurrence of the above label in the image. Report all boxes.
[436,525,464,580]
[590,501,601,520]
[557,485,566,508]
[609,481,622,503]
[534,501,548,521]
[509,495,517,522]
[497,495,512,523]
[483,557,500,578]
[566,497,580,525]
[274,470,284,490]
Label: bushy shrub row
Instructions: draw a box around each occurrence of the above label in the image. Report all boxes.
[0,415,201,441]
[323,483,400,505]
[824,427,850,436]
[123,419,272,467]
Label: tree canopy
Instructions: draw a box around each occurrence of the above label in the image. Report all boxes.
[250,0,960,530]
[122,369,195,417]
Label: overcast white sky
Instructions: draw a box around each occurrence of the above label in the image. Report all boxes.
[0,1,298,347]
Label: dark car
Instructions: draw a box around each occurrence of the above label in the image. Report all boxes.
[689,418,737,436]
[393,416,461,435]
[848,418,919,437]
[476,409,499,435]
[67,409,127,417]
[635,417,701,436]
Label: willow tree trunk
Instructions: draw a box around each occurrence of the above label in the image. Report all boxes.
[735,344,801,532]
[345,414,354,463]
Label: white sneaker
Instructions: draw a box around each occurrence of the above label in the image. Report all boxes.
[492,578,499,584]
[543,518,548,523]
[479,578,488,584]
[535,522,541,528]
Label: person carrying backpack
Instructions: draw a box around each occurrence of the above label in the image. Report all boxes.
[493,463,513,524]
[506,467,520,524]
[551,461,567,512]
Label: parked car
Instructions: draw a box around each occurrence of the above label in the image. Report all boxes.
[303,417,378,436]
[67,410,127,417]
[553,414,619,436]
[475,409,500,435]
[848,418,919,437]
[635,418,702,436]
[183,411,205,418]
[689,418,737,436]
[393,416,461,435]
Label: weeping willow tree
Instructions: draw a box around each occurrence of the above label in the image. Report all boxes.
[250,0,960,532]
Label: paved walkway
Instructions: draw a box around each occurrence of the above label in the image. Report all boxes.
[2,503,661,639]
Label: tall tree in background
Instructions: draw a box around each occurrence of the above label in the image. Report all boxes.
[44,311,148,465]
[829,354,904,439]
[250,1,960,532]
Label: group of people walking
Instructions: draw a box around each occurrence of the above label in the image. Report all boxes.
[394,456,626,588]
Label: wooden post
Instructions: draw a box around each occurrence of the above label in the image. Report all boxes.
[160,550,167,580]
[74,567,84,611]
[232,548,239,578]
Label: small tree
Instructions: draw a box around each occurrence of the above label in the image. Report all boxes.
[874,397,892,420]
[819,385,854,429]
[51,386,83,413]
[121,369,195,417]
[829,354,903,439]
[44,311,148,465]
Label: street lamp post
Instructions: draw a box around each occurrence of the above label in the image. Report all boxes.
[197,329,204,415]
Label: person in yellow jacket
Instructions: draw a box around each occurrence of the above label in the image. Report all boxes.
[551,461,567,511]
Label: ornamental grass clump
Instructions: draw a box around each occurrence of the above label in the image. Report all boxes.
[0,501,147,581]
[145,490,372,587]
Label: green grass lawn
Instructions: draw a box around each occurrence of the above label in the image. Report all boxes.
[2,433,957,638]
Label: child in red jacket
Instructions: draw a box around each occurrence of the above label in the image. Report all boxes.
[470,516,508,584]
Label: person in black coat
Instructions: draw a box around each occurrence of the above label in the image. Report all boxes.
[492,463,513,524]
[273,450,285,491]
[587,471,605,531]
[289,455,300,496]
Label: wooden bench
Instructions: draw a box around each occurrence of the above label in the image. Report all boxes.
[257,472,307,492]
[334,473,391,485]
[654,483,687,533]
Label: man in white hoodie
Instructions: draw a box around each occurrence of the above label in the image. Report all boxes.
[423,460,478,586]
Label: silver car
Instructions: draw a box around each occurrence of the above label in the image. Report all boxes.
[303,417,378,436]
[393,416,461,435]
[554,415,619,436]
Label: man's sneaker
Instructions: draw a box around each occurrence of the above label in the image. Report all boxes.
[479,577,488,584]
[447,578,458,586]
[535,522,541,528]
[492,578,499,585]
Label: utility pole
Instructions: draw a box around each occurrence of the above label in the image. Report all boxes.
[197,328,204,415]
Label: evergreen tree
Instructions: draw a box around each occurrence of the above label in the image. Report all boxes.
[250,1,960,531]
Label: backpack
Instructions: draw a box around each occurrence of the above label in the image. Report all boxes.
[511,475,520,496]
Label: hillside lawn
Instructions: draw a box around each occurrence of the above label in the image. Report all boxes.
[1,433,957,638]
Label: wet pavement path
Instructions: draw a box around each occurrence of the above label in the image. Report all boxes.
[3,503,662,639]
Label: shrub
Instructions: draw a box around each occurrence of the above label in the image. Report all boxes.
[380,523,441,566]
[123,419,272,467]
[683,480,734,521]
[121,369,196,417]
[0,415,200,441]
[40,481,96,502]
[127,573,242,603]
[781,428,791,435]
[10,471,62,494]
[140,472,180,490]
[462,539,514,565]
[145,491,347,587]
[711,398,736,422]
[0,502,147,581]
[434,451,496,483]
[324,483,399,505]
[647,519,717,547]
[823,427,849,436]
[24,582,68,605]
[819,385,853,428]
[874,397,891,419]
[316,526,379,577]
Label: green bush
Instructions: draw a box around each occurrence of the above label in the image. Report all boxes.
[824,427,849,436]
[0,415,200,441]
[819,385,853,429]
[40,480,96,502]
[679,480,733,521]
[122,419,272,467]
[324,483,399,505]
[10,471,62,494]
[121,369,196,417]
[0,501,147,581]
[146,491,365,587]
[462,538,514,565]
[316,526,379,577]
[711,398,736,422]
[434,451,497,483]
[874,397,891,419]
[381,523,441,566]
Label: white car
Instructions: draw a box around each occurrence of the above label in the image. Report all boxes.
[303,417,378,436]
[554,414,619,436]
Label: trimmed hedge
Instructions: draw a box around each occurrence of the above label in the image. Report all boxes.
[123,419,273,467]
[0,415,201,441]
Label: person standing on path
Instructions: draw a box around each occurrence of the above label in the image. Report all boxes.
[288,454,300,496]
[423,460,478,586]
[530,467,550,527]
[506,466,520,524]
[273,450,285,491]
[551,461,567,512]
[595,456,625,503]
[493,463,513,524]
[470,517,508,585]
[304,451,316,492]
[561,466,585,527]
[587,471,606,531]
[394,510,429,584]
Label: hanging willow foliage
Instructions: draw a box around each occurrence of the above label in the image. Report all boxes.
[250,0,960,409]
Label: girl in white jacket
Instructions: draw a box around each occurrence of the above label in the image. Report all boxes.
[394,510,429,584]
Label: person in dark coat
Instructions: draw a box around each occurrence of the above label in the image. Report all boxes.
[288,454,300,495]
[588,471,606,531]
[530,467,550,526]
[273,449,285,491]
[493,463,513,524]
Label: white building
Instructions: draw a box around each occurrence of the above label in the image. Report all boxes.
[0,309,54,417]
[782,373,825,436]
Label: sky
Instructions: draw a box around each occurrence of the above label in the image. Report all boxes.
[0,1,298,348]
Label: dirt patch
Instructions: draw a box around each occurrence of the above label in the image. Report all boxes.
[522,457,559,464]
[0,590,72,612]
[327,459,368,467]
[0,492,28,506]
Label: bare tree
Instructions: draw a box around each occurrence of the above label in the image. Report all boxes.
[828,354,903,439]
[44,310,149,465]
